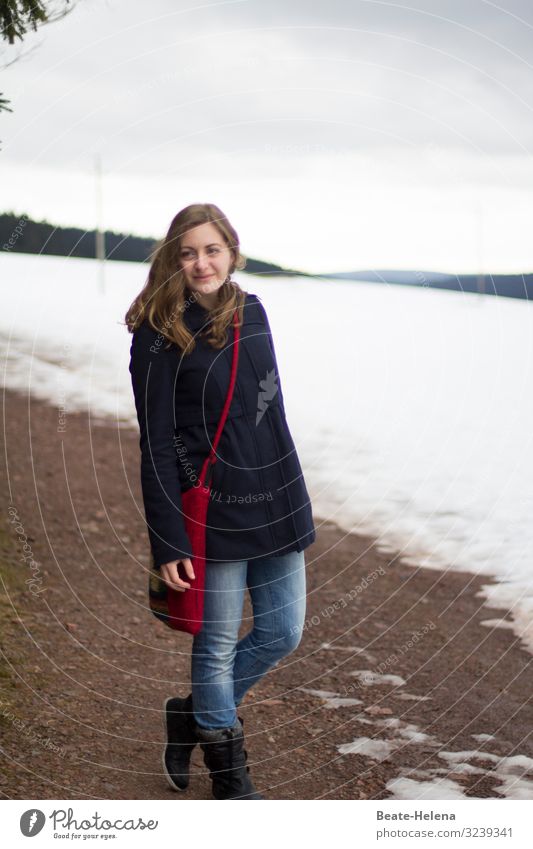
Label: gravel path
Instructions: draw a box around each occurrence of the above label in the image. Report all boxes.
[1,388,531,800]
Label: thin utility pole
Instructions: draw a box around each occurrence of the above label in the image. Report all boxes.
[95,152,105,295]
[476,201,485,296]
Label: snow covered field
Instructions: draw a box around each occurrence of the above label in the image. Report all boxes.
[2,251,532,654]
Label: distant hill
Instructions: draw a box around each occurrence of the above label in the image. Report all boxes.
[318,269,533,301]
[324,270,451,284]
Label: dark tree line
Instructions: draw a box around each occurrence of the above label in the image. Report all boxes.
[0,211,304,277]
[1,211,160,263]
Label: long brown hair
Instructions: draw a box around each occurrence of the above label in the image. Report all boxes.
[124,203,247,352]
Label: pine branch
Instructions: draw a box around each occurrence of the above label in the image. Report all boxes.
[0,1,49,45]
[0,91,13,112]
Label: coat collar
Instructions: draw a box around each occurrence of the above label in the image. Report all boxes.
[182,295,245,329]
[182,298,212,332]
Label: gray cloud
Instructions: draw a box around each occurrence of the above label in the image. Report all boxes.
[2,0,533,176]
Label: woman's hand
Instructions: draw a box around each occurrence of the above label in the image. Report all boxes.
[160,558,196,592]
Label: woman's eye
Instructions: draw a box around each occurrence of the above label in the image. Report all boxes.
[181,248,219,258]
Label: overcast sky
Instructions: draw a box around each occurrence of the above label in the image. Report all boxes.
[1,0,533,273]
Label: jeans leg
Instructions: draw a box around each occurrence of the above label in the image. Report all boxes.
[191,559,247,729]
[232,550,307,707]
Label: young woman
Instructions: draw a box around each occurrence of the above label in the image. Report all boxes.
[125,203,316,800]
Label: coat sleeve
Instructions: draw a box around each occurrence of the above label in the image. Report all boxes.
[129,324,193,569]
[252,295,287,414]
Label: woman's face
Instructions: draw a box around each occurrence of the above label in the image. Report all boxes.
[179,222,233,306]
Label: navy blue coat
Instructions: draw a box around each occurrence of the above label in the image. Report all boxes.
[129,292,316,568]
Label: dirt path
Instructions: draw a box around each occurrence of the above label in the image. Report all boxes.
[1,387,531,800]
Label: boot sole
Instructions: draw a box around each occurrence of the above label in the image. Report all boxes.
[162,696,191,793]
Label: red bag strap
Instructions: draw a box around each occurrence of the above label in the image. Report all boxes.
[198,308,241,487]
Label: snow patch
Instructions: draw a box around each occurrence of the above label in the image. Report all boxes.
[395,693,431,701]
[350,669,406,687]
[338,715,440,762]
[438,750,533,799]
[386,776,468,800]
[299,688,362,709]
[338,737,395,761]
[378,717,437,744]
[319,643,377,661]
[480,618,515,631]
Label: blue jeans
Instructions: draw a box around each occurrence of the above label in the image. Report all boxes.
[191,549,307,728]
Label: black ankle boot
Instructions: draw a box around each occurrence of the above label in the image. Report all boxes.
[196,719,265,800]
[162,693,198,791]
